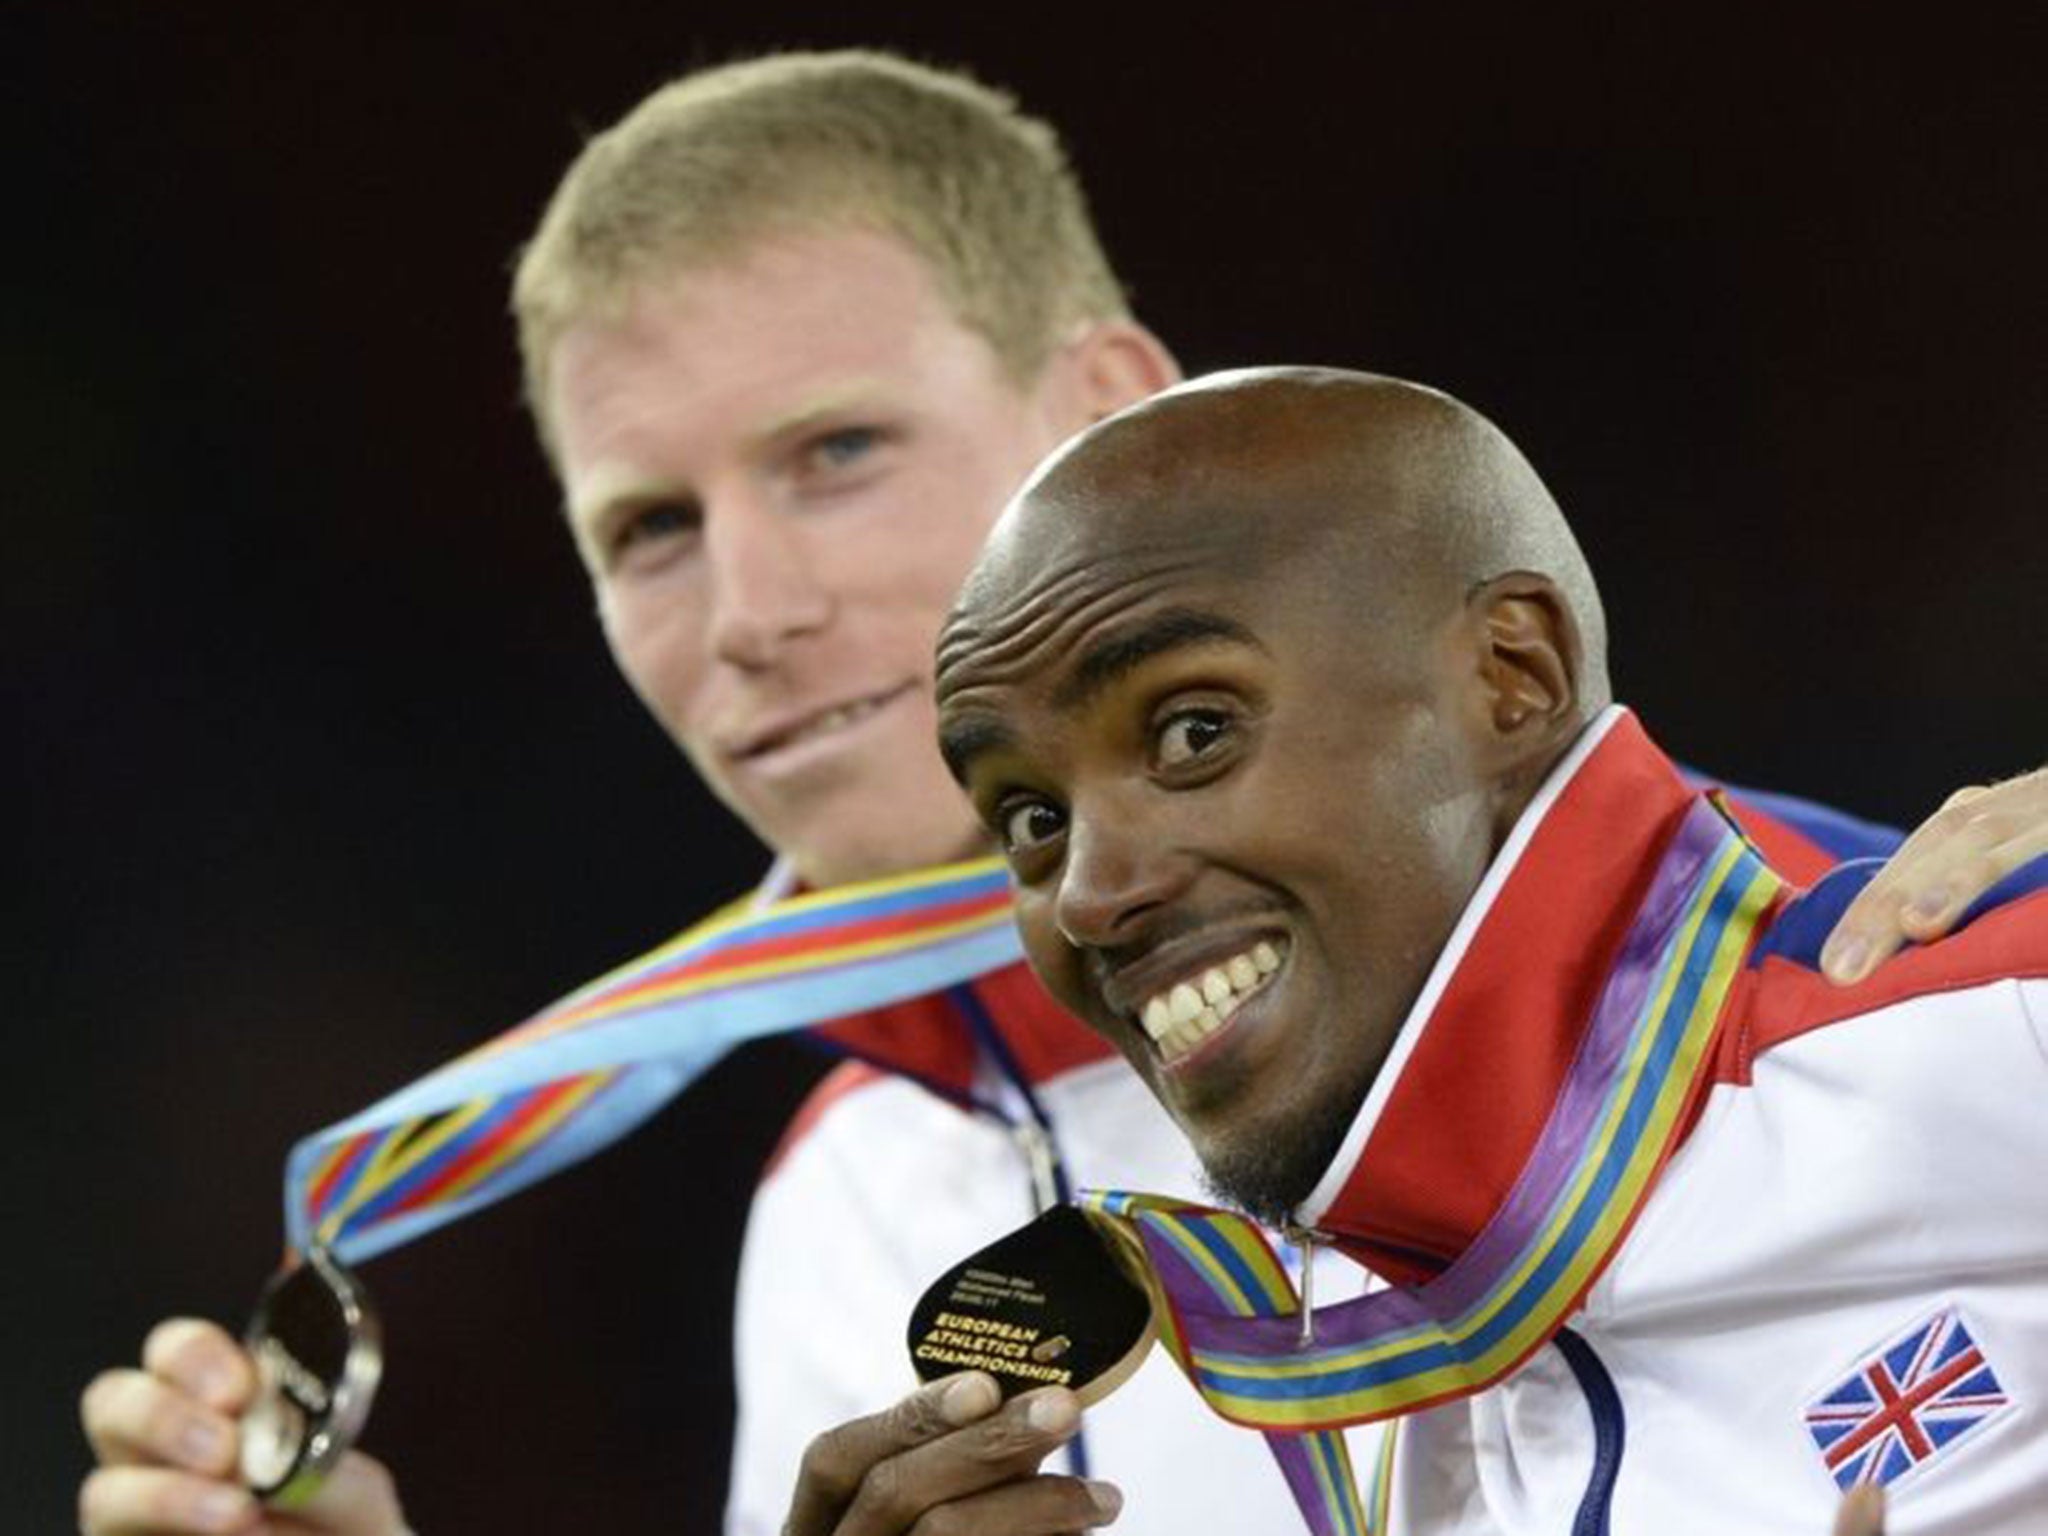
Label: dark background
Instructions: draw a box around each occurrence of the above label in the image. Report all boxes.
[10,5,2044,1530]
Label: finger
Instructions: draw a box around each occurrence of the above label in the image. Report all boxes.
[1890,777,2048,937]
[81,1369,241,1476]
[143,1320,258,1415]
[838,1388,1085,1536]
[1832,1482,1885,1536]
[900,1473,1121,1536]
[280,1450,407,1534]
[1820,772,2048,983]
[1820,809,1970,983]
[78,1464,262,1536]
[784,1373,1003,1536]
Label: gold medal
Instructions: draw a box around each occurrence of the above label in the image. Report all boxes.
[908,1206,1157,1407]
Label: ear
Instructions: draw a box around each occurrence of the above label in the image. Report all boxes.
[1045,319,1182,429]
[1469,572,1582,759]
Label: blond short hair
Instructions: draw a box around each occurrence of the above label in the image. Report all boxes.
[511,50,1130,451]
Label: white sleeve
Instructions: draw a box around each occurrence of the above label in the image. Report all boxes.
[722,1179,845,1536]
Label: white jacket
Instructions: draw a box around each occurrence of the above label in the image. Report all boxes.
[726,1050,1372,1534]
[1309,712,2048,1534]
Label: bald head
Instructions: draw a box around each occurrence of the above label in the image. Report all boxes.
[935,369,1615,1222]
[943,367,1608,714]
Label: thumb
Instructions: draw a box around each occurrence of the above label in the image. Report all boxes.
[1832,1484,1884,1536]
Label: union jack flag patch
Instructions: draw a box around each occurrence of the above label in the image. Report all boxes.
[1804,1304,2013,1491]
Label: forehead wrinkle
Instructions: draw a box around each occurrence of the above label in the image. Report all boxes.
[936,559,1106,686]
[1050,607,1261,712]
[935,543,1206,694]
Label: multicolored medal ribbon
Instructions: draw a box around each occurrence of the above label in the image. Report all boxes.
[1080,1194,1382,1536]
[287,857,1022,1264]
[1084,800,1779,1530]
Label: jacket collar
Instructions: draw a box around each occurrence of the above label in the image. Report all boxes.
[1296,706,1711,1282]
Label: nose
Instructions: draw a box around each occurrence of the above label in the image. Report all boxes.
[1053,801,1190,950]
[704,497,834,669]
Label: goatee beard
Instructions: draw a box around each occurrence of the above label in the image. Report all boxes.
[1196,1088,1361,1229]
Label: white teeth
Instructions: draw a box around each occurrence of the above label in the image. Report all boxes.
[781,693,891,749]
[1142,996,1173,1042]
[1135,938,1290,1064]
[822,700,873,730]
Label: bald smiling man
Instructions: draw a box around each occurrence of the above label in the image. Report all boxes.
[937,368,1626,1230]
[777,370,2048,1536]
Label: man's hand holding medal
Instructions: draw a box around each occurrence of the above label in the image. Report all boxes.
[78,1257,403,1536]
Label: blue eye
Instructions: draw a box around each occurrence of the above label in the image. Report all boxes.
[812,426,879,468]
[1157,710,1230,767]
[615,502,698,550]
[1000,798,1066,853]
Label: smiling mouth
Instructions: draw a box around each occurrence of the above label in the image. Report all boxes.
[735,682,919,760]
[1133,939,1287,1064]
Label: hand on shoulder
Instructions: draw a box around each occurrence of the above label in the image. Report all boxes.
[1822,768,2048,983]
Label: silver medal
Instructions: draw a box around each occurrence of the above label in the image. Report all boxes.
[239,1245,381,1506]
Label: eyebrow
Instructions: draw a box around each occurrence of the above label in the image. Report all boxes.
[937,714,1015,784]
[566,384,891,530]
[1050,606,1261,711]
[937,606,1261,784]
[567,467,666,535]
[757,382,889,444]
